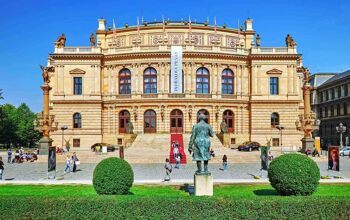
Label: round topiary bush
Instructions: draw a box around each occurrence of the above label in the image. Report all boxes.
[268,153,320,196]
[93,157,134,195]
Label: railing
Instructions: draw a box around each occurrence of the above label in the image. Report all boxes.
[54,46,101,54]
[251,47,297,54]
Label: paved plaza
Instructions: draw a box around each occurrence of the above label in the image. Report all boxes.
[0,157,349,184]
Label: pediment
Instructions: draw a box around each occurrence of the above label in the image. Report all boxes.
[69,68,86,74]
[266,68,283,75]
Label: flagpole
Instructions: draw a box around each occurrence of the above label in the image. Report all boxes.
[237,19,240,47]
[137,16,140,36]
[214,16,217,35]
[162,15,165,33]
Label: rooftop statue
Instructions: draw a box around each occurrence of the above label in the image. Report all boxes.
[285,34,296,48]
[56,33,66,48]
[188,113,214,174]
[90,33,95,46]
[40,65,54,84]
[256,34,261,47]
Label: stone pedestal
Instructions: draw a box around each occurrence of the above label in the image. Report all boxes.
[38,136,53,154]
[302,137,314,152]
[223,133,230,148]
[194,174,213,196]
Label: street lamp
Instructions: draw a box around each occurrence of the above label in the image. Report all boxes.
[336,123,346,148]
[61,125,68,149]
[276,125,285,149]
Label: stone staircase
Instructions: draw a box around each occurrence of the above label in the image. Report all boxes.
[124,134,171,163]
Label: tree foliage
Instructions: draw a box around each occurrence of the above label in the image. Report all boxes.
[0,103,41,147]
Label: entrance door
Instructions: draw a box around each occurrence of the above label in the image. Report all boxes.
[223,110,234,133]
[144,110,156,133]
[170,109,183,133]
[119,110,130,133]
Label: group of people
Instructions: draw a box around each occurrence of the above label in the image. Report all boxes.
[7,148,38,164]
[171,141,183,169]
[64,152,79,173]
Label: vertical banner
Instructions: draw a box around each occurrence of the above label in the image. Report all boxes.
[315,137,321,154]
[170,46,183,93]
[48,146,56,172]
[328,146,339,171]
[261,146,269,171]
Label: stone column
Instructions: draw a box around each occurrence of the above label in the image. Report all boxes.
[161,63,165,93]
[138,64,143,94]
[61,65,65,95]
[185,63,191,94]
[252,65,257,95]
[157,63,162,94]
[211,64,217,95]
[55,66,59,95]
[234,65,240,95]
[92,65,96,94]
[115,67,120,95]
[257,65,261,94]
[293,66,297,94]
[217,64,222,95]
[165,63,170,93]
[191,63,195,94]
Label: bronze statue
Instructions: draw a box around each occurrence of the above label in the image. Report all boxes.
[188,113,214,174]
[40,65,54,84]
[220,120,228,134]
[126,121,134,134]
[56,33,66,48]
[285,34,292,47]
[256,34,261,47]
[90,33,95,46]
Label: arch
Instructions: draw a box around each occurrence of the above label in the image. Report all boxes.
[144,67,157,94]
[271,112,279,128]
[170,109,183,133]
[144,109,156,133]
[73,113,82,128]
[119,110,130,133]
[222,68,234,94]
[197,109,210,124]
[196,67,210,94]
[119,68,131,94]
[223,110,234,133]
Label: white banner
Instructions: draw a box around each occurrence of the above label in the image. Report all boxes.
[170,46,183,93]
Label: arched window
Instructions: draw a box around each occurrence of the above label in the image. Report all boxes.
[197,109,210,124]
[196,67,210,94]
[119,110,130,133]
[222,68,234,94]
[144,110,157,133]
[271,112,279,128]
[144,67,157,94]
[119,68,131,94]
[223,110,234,132]
[73,113,82,128]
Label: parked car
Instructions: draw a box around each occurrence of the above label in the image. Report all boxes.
[91,143,116,152]
[340,146,350,156]
[238,141,261,152]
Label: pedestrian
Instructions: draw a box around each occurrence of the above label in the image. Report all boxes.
[7,149,12,163]
[173,145,179,159]
[268,151,274,161]
[164,158,172,181]
[0,157,4,180]
[71,152,79,172]
[222,154,228,171]
[64,155,71,173]
[175,154,181,169]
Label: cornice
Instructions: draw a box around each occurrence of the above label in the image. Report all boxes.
[249,54,301,60]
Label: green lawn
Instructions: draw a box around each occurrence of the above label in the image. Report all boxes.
[0,184,349,198]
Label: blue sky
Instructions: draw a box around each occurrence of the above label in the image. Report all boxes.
[0,0,349,112]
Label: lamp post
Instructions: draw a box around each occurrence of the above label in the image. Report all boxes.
[276,125,285,149]
[61,126,68,149]
[336,123,346,148]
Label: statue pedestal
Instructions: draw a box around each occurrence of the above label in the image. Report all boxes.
[223,133,230,148]
[38,136,53,155]
[302,137,314,152]
[194,174,213,196]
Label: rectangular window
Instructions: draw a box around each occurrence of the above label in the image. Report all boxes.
[231,138,236,145]
[73,139,80,147]
[338,87,342,98]
[345,85,348,96]
[344,103,348,115]
[270,77,279,95]
[319,92,323,103]
[272,138,279,147]
[331,88,335,100]
[74,77,82,95]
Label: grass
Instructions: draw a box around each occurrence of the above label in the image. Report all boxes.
[0,184,349,198]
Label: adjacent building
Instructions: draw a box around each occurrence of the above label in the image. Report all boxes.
[45,18,305,149]
[313,70,350,146]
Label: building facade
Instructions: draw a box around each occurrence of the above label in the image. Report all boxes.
[313,70,350,146]
[46,18,305,149]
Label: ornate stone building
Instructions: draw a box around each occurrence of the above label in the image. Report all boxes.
[46,18,305,149]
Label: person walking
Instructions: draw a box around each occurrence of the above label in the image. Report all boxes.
[71,152,79,172]
[0,157,4,180]
[173,145,179,159]
[164,158,172,181]
[64,155,71,173]
[7,149,12,163]
[175,154,181,169]
[222,155,228,171]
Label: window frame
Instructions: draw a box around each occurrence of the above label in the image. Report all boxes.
[73,113,82,129]
[270,77,279,95]
[73,77,83,95]
[221,68,234,95]
[143,67,157,94]
[196,67,210,94]
[271,112,279,128]
[119,68,131,95]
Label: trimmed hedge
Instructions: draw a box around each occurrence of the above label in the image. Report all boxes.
[268,153,320,196]
[0,196,349,219]
[93,157,134,195]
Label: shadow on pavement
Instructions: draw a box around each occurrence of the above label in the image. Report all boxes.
[253,189,279,196]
